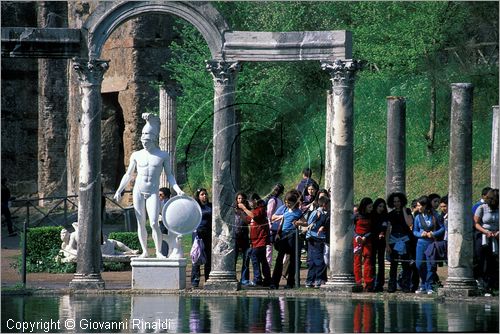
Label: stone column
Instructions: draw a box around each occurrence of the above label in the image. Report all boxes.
[439,83,478,297]
[159,84,179,190]
[69,58,109,290]
[37,1,68,202]
[324,90,333,190]
[321,59,360,292]
[233,107,241,191]
[385,97,406,197]
[491,106,499,188]
[204,60,241,290]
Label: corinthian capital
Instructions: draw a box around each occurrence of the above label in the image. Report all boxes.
[321,59,360,88]
[72,58,109,87]
[206,60,241,86]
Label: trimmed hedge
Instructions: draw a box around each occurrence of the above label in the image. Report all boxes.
[21,226,75,273]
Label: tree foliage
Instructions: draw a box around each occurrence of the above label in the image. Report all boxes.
[165,1,498,200]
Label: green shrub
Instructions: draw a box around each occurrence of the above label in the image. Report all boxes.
[20,226,76,273]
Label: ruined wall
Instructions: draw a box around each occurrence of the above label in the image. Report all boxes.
[37,1,69,200]
[100,13,177,196]
[2,2,178,198]
[1,2,38,196]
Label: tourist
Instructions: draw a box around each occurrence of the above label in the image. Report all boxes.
[264,183,285,267]
[300,181,319,215]
[296,167,317,200]
[305,196,329,288]
[158,187,171,256]
[270,190,305,289]
[1,178,16,236]
[191,188,212,288]
[473,188,499,295]
[316,189,331,283]
[353,197,374,291]
[371,198,389,292]
[386,192,413,293]
[239,194,271,287]
[234,191,251,286]
[428,193,441,213]
[413,195,445,294]
[472,186,493,280]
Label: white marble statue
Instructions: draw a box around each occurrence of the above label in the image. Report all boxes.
[58,224,78,263]
[113,113,184,258]
[101,234,139,256]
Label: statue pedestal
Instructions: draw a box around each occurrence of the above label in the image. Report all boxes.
[131,258,187,290]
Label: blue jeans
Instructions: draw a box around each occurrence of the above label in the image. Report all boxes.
[235,245,251,282]
[306,239,326,284]
[251,246,271,284]
[415,239,433,291]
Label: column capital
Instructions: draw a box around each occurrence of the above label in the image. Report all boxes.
[321,59,360,88]
[72,58,109,87]
[206,60,241,86]
[160,83,182,98]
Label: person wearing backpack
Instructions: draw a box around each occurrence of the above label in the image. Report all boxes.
[239,194,271,287]
[305,196,330,288]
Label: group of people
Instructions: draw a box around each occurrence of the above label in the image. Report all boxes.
[188,167,499,295]
[347,187,498,295]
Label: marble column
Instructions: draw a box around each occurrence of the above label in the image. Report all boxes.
[37,1,68,203]
[204,60,241,290]
[233,108,241,191]
[321,59,361,292]
[439,83,478,297]
[324,90,333,190]
[385,97,406,197]
[491,105,499,188]
[69,58,109,290]
[159,84,179,190]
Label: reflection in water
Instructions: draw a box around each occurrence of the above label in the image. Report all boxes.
[1,294,498,333]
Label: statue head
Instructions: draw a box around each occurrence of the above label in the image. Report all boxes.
[60,228,70,243]
[141,113,161,150]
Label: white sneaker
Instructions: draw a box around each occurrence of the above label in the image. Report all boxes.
[427,290,434,295]
[484,293,492,297]
[415,288,425,294]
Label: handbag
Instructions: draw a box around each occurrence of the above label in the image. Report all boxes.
[190,235,207,265]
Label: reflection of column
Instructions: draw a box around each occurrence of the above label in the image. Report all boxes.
[131,296,180,332]
[324,90,333,190]
[37,1,68,202]
[159,85,179,190]
[440,83,478,297]
[491,105,499,188]
[386,97,406,197]
[321,59,360,292]
[204,60,241,290]
[69,58,109,289]
[446,303,475,332]
[325,300,352,333]
[207,297,237,333]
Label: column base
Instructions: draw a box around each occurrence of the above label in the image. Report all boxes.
[69,273,105,290]
[438,277,479,297]
[204,270,239,290]
[322,274,362,293]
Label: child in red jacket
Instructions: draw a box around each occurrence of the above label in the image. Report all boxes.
[238,194,271,287]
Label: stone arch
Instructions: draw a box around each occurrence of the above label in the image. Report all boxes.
[83,1,228,59]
